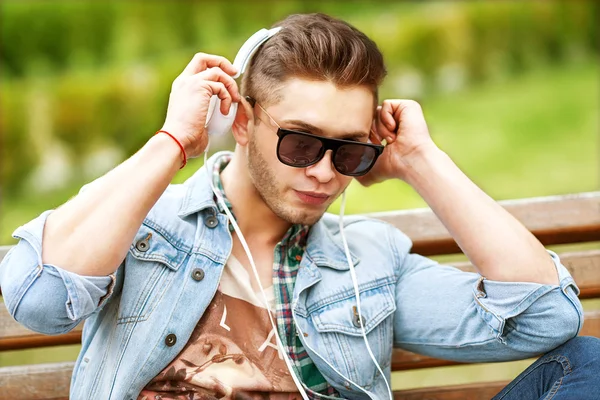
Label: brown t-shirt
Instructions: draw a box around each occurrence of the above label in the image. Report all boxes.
[138,255,302,400]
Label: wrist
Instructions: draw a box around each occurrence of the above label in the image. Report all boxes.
[400,143,449,187]
[155,130,187,169]
[147,133,186,172]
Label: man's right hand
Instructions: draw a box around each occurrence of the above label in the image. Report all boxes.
[160,53,241,159]
[39,53,241,278]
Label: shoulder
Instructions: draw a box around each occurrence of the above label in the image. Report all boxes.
[319,212,414,258]
[148,182,189,219]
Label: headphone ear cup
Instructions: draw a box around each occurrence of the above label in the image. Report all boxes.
[206,95,238,136]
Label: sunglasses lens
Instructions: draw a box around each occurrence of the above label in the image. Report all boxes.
[334,144,377,176]
[278,133,324,166]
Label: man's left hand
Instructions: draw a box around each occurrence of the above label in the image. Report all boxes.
[356,99,439,187]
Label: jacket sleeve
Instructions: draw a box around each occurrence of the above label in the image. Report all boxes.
[391,227,583,362]
[0,208,118,335]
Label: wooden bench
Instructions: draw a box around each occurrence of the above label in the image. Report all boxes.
[1,191,599,399]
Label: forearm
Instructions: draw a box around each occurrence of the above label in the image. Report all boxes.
[402,145,558,284]
[42,133,182,276]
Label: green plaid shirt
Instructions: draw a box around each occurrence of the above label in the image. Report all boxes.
[212,155,339,398]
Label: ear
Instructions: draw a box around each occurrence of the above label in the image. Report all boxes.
[231,97,255,146]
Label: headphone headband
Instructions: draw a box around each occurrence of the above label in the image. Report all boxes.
[206,27,282,136]
[232,27,282,79]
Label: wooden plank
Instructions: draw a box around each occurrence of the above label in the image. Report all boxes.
[394,381,510,400]
[392,310,600,371]
[368,191,600,255]
[0,361,72,400]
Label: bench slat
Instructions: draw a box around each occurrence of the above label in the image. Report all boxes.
[369,191,600,255]
[0,362,72,400]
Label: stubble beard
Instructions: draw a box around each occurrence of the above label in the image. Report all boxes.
[247,136,326,226]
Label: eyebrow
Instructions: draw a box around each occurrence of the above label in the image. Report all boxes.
[282,119,369,141]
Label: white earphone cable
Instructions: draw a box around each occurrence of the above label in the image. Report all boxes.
[339,191,393,400]
[204,139,310,400]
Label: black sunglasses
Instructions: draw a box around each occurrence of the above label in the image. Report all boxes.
[247,96,384,177]
[276,128,383,176]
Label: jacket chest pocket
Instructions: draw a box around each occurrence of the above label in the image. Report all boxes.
[308,282,396,387]
[117,225,188,324]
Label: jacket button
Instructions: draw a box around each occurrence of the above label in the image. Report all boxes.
[135,233,152,252]
[352,306,366,328]
[352,314,365,328]
[165,333,177,347]
[191,268,205,281]
[204,216,219,228]
[135,239,149,252]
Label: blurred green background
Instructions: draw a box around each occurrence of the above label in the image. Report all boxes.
[0,0,598,392]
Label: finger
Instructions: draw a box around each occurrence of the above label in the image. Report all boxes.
[180,53,237,78]
[369,125,383,145]
[203,81,232,114]
[192,67,241,102]
[391,99,423,124]
[370,109,385,144]
[381,101,397,133]
[376,103,396,143]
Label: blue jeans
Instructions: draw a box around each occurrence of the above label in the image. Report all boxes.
[493,336,600,400]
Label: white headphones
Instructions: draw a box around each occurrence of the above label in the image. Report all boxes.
[205,27,282,136]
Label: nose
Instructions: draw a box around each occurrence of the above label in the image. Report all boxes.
[305,150,336,183]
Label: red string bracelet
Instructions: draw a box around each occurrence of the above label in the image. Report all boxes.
[155,130,187,169]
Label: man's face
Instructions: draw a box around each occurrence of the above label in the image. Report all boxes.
[246,78,375,226]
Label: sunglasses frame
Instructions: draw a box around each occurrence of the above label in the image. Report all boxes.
[247,96,384,177]
[275,128,384,177]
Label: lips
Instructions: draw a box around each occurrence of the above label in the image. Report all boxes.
[295,190,330,206]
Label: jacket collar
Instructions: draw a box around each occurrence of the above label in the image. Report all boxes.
[305,217,360,270]
[177,151,227,218]
[178,151,360,270]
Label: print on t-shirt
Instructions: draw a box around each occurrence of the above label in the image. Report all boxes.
[139,255,301,400]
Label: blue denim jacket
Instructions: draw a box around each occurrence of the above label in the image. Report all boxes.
[0,152,584,399]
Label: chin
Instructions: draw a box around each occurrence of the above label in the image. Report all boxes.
[282,203,328,226]
[264,198,320,226]
[289,212,324,226]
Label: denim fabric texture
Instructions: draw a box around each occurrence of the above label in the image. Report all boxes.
[493,336,600,400]
[0,151,585,400]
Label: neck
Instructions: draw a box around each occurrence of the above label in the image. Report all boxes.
[220,152,292,246]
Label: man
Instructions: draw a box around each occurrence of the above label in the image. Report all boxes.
[1,13,598,400]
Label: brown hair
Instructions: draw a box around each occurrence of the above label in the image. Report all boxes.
[241,13,387,107]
